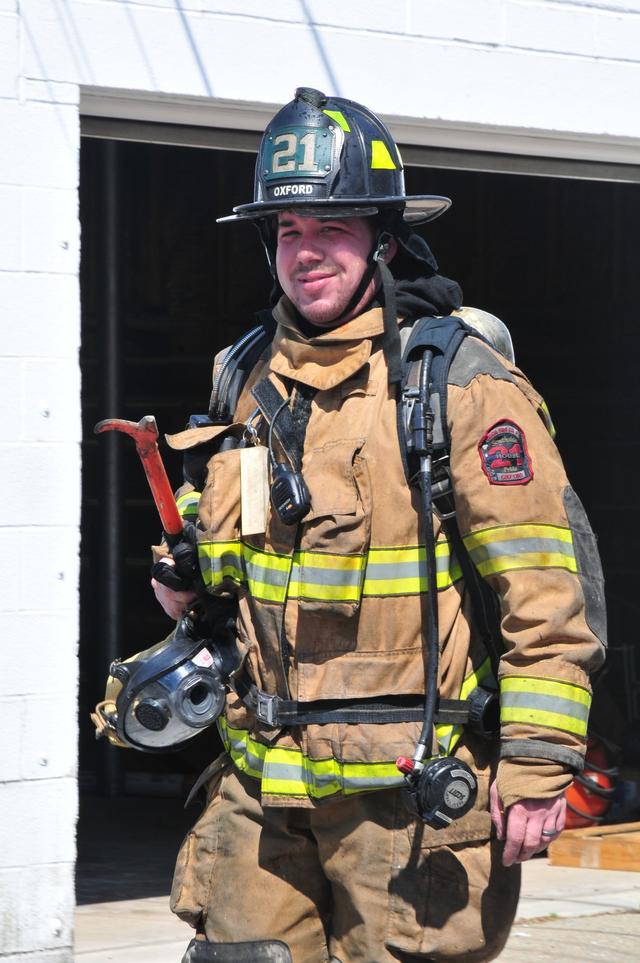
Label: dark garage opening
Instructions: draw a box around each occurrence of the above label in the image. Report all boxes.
[77,132,639,901]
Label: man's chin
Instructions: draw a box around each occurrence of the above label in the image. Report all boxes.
[297,298,347,328]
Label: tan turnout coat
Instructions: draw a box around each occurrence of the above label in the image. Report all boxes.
[167,297,606,821]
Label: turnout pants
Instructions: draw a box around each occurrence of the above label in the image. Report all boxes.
[171,760,520,963]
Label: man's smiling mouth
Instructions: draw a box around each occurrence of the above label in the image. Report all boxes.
[298,272,335,287]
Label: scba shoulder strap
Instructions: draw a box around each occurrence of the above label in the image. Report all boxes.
[399,315,503,675]
[180,310,277,492]
[208,309,277,424]
[399,314,469,461]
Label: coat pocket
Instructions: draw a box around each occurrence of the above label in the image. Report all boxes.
[170,754,232,928]
[296,438,370,617]
[166,426,246,593]
[195,447,245,595]
[385,742,518,960]
[166,423,245,492]
[386,833,520,960]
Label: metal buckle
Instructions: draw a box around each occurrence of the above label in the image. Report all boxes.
[255,690,277,727]
[432,455,456,520]
[242,407,262,446]
[402,387,419,454]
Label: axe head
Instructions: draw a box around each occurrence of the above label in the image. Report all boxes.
[94,414,184,537]
[94,415,159,448]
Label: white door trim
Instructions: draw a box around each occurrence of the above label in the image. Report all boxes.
[80,87,640,182]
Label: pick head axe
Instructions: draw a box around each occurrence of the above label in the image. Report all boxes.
[94,415,183,545]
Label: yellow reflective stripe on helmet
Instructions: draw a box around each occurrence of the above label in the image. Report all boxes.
[218,716,403,799]
[500,676,591,736]
[371,139,397,170]
[176,490,201,521]
[322,108,351,132]
[437,656,496,755]
[463,524,577,578]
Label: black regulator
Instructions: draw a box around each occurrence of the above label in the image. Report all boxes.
[396,755,478,829]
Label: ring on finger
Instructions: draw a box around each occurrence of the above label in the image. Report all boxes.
[541,828,559,837]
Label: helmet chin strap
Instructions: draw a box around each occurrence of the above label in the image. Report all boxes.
[314,229,402,386]
[372,233,402,386]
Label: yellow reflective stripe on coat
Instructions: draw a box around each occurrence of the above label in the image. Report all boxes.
[244,544,291,602]
[464,524,577,579]
[198,540,246,589]
[289,551,366,603]
[198,525,578,601]
[198,540,291,601]
[539,399,557,439]
[218,716,404,799]
[436,656,497,755]
[362,542,461,596]
[197,540,463,602]
[500,676,591,736]
[176,490,201,521]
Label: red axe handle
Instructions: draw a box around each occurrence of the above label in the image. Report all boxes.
[94,415,184,539]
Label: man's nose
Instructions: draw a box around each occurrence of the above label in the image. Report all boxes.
[296,236,324,265]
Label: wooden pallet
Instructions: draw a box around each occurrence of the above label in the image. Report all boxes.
[548,820,640,871]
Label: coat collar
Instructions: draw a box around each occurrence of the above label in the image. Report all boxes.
[269,296,385,390]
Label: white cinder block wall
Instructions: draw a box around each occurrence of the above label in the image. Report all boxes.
[1,2,82,962]
[2,1,640,959]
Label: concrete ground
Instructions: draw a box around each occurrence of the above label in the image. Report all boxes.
[495,858,640,961]
[75,796,640,961]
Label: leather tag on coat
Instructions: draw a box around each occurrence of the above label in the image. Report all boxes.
[241,445,269,535]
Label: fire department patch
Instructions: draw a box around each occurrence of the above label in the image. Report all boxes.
[478,421,533,486]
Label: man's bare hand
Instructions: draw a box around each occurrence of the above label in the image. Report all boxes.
[490,780,566,866]
[151,558,198,620]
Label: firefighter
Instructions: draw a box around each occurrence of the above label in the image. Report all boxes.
[152,88,606,963]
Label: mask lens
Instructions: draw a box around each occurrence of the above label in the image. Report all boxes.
[177,671,226,726]
[189,683,210,707]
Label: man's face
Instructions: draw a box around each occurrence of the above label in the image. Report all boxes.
[275,212,380,327]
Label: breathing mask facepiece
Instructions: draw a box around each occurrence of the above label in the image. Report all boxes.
[92,608,241,752]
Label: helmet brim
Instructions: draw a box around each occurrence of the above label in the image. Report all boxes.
[217,195,451,226]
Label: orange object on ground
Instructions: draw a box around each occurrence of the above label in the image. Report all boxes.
[565,736,615,829]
